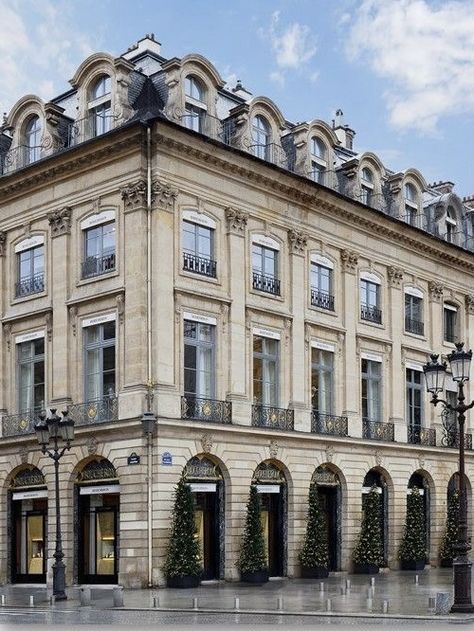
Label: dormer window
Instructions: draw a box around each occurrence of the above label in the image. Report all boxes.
[445,207,457,243]
[310,137,327,185]
[251,115,271,160]
[24,116,42,164]
[404,183,418,226]
[360,168,374,206]
[184,75,207,133]
[88,75,112,137]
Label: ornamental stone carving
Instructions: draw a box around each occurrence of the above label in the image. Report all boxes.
[325,445,334,462]
[340,249,358,273]
[121,180,147,209]
[48,207,72,237]
[288,229,308,255]
[465,295,474,315]
[3,323,11,352]
[116,294,125,324]
[121,179,178,210]
[69,306,78,336]
[418,454,425,470]
[87,436,99,455]
[45,312,53,342]
[375,450,383,466]
[200,433,213,454]
[19,446,28,464]
[428,281,444,302]
[269,440,279,459]
[225,207,248,234]
[152,180,178,209]
[0,231,6,256]
[387,266,403,288]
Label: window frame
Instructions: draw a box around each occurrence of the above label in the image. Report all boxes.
[311,348,334,415]
[24,116,42,164]
[404,293,424,336]
[88,75,112,137]
[253,335,279,407]
[83,321,116,403]
[406,368,423,429]
[17,338,45,413]
[184,75,207,133]
[16,244,45,298]
[183,320,216,399]
[360,167,374,206]
[82,220,116,279]
[310,262,334,310]
[361,358,382,423]
[443,303,458,343]
[251,115,271,160]
[310,137,328,184]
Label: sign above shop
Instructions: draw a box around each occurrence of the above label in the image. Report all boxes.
[12,489,48,501]
[188,483,216,493]
[255,484,280,494]
[79,484,120,496]
[161,452,173,466]
[127,452,140,465]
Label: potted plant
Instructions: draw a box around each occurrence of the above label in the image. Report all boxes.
[164,474,202,588]
[399,486,426,570]
[299,482,329,578]
[237,485,269,583]
[440,489,460,567]
[352,485,384,574]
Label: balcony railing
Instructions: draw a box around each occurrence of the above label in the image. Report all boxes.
[362,418,395,442]
[81,253,116,279]
[405,316,424,336]
[249,143,288,169]
[2,409,39,437]
[182,252,217,278]
[180,111,231,144]
[361,303,382,324]
[408,425,436,446]
[0,144,44,175]
[181,396,232,424]
[252,405,294,431]
[401,212,428,230]
[67,113,117,145]
[15,273,45,298]
[68,396,118,427]
[310,288,334,311]
[252,271,280,296]
[442,429,473,450]
[311,411,348,437]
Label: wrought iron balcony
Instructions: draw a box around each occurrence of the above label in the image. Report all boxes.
[310,288,334,311]
[180,111,231,143]
[81,253,116,279]
[2,409,39,437]
[252,271,280,296]
[441,428,473,450]
[67,113,117,145]
[249,142,288,169]
[67,396,118,427]
[15,273,45,298]
[408,425,436,446]
[401,212,428,230]
[182,252,217,278]
[0,144,44,175]
[362,418,395,442]
[405,316,424,336]
[181,396,232,424]
[311,411,348,437]
[361,303,382,324]
[252,405,294,431]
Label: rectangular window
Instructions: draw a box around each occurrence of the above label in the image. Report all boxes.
[405,294,424,335]
[253,336,279,407]
[311,161,326,185]
[311,349,333,414]
[16,246,44,298]
[84,322,116,402]
[182,221,216,277]
[310,263,334,310]
[406,368,423,428]
[18,338,45,412]
[360,279,381,323]
[184,321,215,398]
[82,222,116,279]
[361,359,381,423]
[252,245,280,295]
[444,305,458,343]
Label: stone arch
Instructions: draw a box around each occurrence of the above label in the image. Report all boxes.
[307,119,340,147]
[6,94,45,131]
[180,54,226,89]
[362,466,393,565]
[403,168,428,192]
[248,96,286,131]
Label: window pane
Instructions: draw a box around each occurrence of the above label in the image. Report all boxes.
[183,222,196,253]
[253,336,263,354]
[103,322,116,341]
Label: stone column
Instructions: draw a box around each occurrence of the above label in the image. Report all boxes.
[387,266,405,442]
[428,282,444,432]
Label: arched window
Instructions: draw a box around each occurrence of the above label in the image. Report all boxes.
[310,137,328,185]
[184,75,207,133]
[251,115,271,160]
[360,167,374,206]
[24,116,42,164]
[404,183,418,226]
[88,75,112,137]
[445,207,457,243]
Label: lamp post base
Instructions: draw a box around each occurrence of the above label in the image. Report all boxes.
[451,559,474,613]
[52,560,67,601]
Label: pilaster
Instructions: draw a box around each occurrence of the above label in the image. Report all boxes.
[388,266,405,442]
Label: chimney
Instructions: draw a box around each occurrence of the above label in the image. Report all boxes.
[122,34,162,61]
[231,79,252,100]
[463,195,474,210]
[428,180,455,195]
[332,109,355,150]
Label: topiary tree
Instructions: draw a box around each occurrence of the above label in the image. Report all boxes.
[164,474,202,580]
[352,485,384,567]
[399,486,426,564]
[440,489,460,565]
[237,485,267,574]
[299,482,329,569]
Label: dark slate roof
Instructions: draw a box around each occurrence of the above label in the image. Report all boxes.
[130,76,165,122]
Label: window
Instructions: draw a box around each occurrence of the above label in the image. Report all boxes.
[253,336,279,407]
[360,278,381,324]
[184,75,206,133]
[406,368,423,429]
[444,303,458,343]
[184,320,215,400]
[310,137,327,185]
[361,358,381,423]
[310,262,334,310]
[405,293,424,336]
[360,167,374,206]
[182,220,216,278]
[82,222,116,279]
[84,321,116,402]
[445,207,457,243]
[16,245,45,298]
[311,349,333,415]
[252,243,280,295]
[18,338,45,413]
[24,116,42,164]
[404,183,418,226]
[88,75,112,137]
[251,115,271,160]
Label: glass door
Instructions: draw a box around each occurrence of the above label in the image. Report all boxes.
[12,499,47,583]
[259,492,283,576]
[193,492,218,580]
[79,493,118,584]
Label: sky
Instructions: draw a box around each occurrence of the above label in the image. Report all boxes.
[0,0,473,196]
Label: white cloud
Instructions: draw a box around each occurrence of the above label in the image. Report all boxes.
[345,0,474,133]
[270,70,285,87]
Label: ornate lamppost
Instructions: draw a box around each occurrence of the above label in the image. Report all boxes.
[423,343,474,613]
[34,409,75,601]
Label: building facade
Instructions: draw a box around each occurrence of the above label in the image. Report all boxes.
[0,34,474,587]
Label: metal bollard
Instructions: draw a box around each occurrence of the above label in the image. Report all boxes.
[345,579,351,591]
[370,577,375,587]
[1,595,5,607]
[49,595,56,607]
[340,586,345,595]
[234,597,240,611]
[80,587,91,607]
[428,596,436,611]
[383,600,389,614]
[113,586,124,608]
[277,596,283,611]
[153,595,159,608]
[319,582,325,592]
[366,597,373,611]
[415,574,419,585]
[192,597,198,610]
[29,595,34,607]
[326,598,331,612]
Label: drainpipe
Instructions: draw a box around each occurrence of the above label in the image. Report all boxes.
[146,124,153,588]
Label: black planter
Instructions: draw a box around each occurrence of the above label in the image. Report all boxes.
[400,560,425,571]
[353,562,379,575]
[301,566,329,579]
[240,569,269,584]
[440,558,453,568]
[166,574,201,588]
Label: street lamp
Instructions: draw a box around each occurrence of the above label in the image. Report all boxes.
[34,409,75,601]
[423,343,474,613]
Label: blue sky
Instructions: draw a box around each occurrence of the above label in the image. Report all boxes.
[1,0,473,196]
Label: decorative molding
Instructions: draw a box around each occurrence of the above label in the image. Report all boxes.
[225,207,248,234]
[200,433,213,453]
[387,266,403,288]
[19,446,28,464]
[284,318,292,349]
[375,450,383,466]
[69,306,78,336]
[269,440,279,459]
[304,323,311,352]
[121,179,147,209]
[287,229,308,255]
[48,206,72,237]
[87,436,99,455]
[337,332,345,357]
[428,281,444,302]
[4,323,11,351]
[465,295,474,315]
[418,454,425,470]
[340,249,358,273]
[325,445,334,463]
[220,303,229,334]
[45,312,53,342]
[152,179,178,209]
[0,231,6,256]
[116,294,125,325]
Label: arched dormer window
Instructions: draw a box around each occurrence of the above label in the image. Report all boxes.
[445,207,457,243]
[251,115,271,160]
[24,116,42,164]
[184,75,207,133]
[404,183,418,226]
[310,137,328,185]
[88,75,112,137]
[360,167,374,206]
